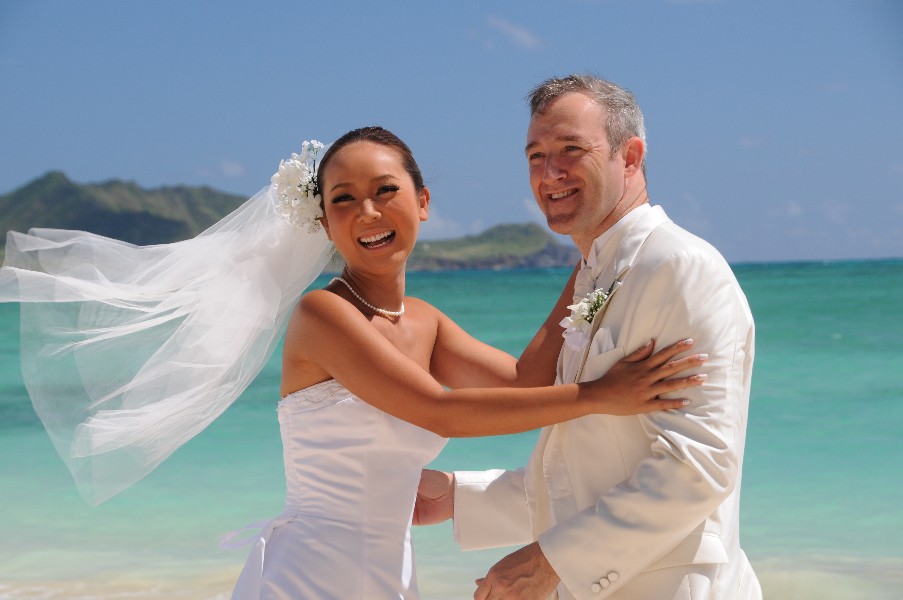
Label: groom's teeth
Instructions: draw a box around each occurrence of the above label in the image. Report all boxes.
[550,190,575,200]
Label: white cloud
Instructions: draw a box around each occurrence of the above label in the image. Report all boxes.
[669,193,712,235]
[680,192,702,212]
[786,200,804,217]
[521,196,547,225]
[486,16,542,50]
[822,201,850,226]
[220,159,246,178]
[740,135,767,148]
[467,27,493,51]
[419,208,484,240]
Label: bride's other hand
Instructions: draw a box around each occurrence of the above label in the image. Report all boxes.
[584,338,707,415]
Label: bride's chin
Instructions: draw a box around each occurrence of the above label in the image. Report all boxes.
[343,248,411,271]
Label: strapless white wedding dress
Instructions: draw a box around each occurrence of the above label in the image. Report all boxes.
[230,379,447,599]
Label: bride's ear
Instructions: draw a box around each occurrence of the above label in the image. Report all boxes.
[320,214,332,240]
[418,187,430,222]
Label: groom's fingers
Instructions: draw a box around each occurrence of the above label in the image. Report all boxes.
[473,578,489,600]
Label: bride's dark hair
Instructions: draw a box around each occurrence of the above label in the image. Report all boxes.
[315,126,425,201]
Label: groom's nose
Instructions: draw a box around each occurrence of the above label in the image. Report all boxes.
[542,154,568,182]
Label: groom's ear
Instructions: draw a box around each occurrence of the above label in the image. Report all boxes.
[622,137,645,178]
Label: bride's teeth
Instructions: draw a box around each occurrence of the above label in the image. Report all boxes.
[359,231,393,244]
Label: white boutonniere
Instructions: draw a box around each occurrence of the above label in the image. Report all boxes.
[271,139,325,232]
[560,277,622,352]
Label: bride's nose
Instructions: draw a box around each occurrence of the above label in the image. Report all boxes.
[357,198,380,222]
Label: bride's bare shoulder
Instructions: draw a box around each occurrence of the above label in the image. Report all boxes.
[283,289,353,341]
[401,296,444,325]
[295,288,348,318]
[403,295,437,312]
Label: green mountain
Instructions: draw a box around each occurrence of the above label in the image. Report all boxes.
[0,171,246,260]
[1,172,579,270]
[408,223,579,271]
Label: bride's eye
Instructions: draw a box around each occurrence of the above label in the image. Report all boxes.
[377,185,400,196]
[331,193,354,204]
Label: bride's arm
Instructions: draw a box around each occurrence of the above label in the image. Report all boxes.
[286,289,700,438]
[429,265,578,389]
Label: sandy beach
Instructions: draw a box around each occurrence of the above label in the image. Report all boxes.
[2,558,903,600]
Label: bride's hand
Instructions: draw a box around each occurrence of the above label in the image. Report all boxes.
[584,338,707,415]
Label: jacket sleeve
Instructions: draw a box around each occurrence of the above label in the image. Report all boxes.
[453,468,534,550]
[540,243,755,599]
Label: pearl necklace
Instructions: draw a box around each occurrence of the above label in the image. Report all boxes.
[331,277,405,318]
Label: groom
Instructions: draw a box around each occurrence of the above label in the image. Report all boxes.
[416,74,762,599]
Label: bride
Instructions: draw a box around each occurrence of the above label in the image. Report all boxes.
[0,126,706,599]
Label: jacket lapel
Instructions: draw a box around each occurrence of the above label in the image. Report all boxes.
[570,205,672,383]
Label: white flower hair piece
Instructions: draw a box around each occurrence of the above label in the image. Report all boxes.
[271,139,325,232]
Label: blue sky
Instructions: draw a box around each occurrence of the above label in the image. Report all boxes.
[1,0,901,263]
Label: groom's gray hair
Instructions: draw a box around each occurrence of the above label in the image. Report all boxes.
[528,74,647,173]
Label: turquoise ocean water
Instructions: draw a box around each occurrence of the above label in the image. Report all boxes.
[1,261,901,599]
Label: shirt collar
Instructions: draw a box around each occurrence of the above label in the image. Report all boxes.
[574,204,671,298]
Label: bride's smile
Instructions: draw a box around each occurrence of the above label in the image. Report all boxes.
[358,229,396,249]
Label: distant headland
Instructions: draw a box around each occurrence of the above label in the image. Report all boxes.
[0,172,579,270]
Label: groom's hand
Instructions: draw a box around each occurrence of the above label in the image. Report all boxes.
[413,469,454,525]
[474,542,559,600]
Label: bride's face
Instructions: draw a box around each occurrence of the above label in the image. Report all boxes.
[319,141,429,273]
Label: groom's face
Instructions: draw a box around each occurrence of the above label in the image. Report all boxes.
[526,92,626,249]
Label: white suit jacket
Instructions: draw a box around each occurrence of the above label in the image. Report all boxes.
[454,205,761,600]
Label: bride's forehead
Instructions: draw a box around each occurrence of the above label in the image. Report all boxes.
[329,142,404,170]
[335,141,400,160]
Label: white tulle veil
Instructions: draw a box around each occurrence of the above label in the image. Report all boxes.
[0,172,333,505]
